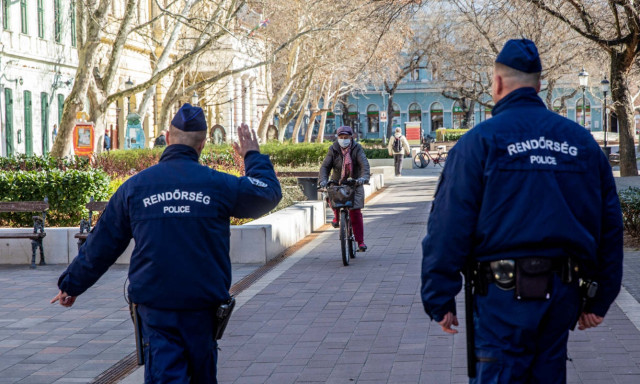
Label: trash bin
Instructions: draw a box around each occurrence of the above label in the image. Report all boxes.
[602,146,611,158]
[297,177,319,200]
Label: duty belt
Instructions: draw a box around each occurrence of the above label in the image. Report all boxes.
[475,257,578,294]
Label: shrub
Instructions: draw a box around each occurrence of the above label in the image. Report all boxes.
[0,154,91,171]
[619,187,640,237]
[0,169,111,227]
[260,142,332,167]
[359,138,385,148]
[364,148,390,159]
[436,128,470,142]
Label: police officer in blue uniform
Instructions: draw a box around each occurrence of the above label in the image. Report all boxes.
[421,39,623,383]
[51,104,282,383]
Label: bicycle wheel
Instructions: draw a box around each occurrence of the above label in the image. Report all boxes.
[340,210,350,266]
[436,153,447,167]
[413,152,430,168]
[348,218,356,259]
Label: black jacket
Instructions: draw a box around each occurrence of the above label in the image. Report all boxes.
[319,141,370,209]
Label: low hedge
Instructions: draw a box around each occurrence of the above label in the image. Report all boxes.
[619,187,640,238]
[0,154,91,171]
[260,142,332,166]
[0,169,111,227]
[436,128,470,141]
[93,145,243,178]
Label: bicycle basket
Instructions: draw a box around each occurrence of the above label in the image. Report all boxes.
[327,185,355,208]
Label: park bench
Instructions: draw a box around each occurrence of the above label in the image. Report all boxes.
[0,199,49,269]
[74,198,108,250]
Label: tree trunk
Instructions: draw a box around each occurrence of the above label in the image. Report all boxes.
[305,111,320,143]
[87,82,107,154]
[545,79,556,110]
[611,52,637,176]
[387,91,395,139]
[291,100,308,144]
[463,100,475,128]
[317,111,328,143]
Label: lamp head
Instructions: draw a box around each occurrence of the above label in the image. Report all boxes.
[601,77,610,94]
[578,67,589,88]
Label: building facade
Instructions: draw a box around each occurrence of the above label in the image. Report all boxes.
[0,0,77,157]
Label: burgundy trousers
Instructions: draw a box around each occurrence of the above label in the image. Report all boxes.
[333,208,364,244]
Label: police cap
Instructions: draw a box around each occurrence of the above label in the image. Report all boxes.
[495,39,542,74]
[171,103,207,132]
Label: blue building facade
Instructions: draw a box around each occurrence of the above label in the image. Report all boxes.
[286,68,612,142]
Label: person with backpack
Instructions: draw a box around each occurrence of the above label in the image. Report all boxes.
[387,127,411,176]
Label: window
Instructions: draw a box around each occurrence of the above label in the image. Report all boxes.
[70,0,76,46]
[54,0,61,43]
[20,0,27,34]
[37,0,44,38]
[391,103,401,128]
[408,103,421,122]
[430,102,443,132]
[57,94,65,125]
[576,98,591,129]
[4,88,14,156]
[2,0,9,30]
[41,92,49,155]
[452,102,465,129]
[366,104,379,133]
[24,90,33,156]
[553,99,567,117]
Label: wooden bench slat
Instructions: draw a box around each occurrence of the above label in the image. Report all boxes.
[0,233,45,239]
[87,201,108,211]
[74,233,89,239]
[0,202,49,212]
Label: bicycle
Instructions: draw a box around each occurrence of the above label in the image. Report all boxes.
[319,179,359,266]
[413,136,448,168]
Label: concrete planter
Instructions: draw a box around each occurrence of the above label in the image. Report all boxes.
[0,175,384,267]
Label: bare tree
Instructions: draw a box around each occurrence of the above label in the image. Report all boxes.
[524,0,640,176]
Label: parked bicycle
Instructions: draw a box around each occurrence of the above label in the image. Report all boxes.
[319,178,362,266]
[414,136,448,168]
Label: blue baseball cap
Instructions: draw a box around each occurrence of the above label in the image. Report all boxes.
[171,103,207,132]
[495,39,542,73]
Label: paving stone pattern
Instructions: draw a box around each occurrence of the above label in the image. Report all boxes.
[2,167,640,383]
[0,264,260,383]
[216,174,640,384]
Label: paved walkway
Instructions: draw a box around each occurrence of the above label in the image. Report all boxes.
[2,165,640,383]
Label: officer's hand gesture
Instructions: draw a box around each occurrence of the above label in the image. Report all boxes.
[438,312,459,334]
[50,290,76,307]
[233,124,260,158]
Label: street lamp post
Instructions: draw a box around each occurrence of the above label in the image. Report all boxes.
[601,76,610,157]
[578,68,589,129]
[125,77,134,115]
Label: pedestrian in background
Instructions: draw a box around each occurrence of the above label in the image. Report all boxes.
[52,104,282,383]
[387,127,410,176]
[103,131,111,152]
[154,129,167,147]
[52,124,58,143]
[421,39,623,383]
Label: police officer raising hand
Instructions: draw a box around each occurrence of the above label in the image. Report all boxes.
[52,104,282,383]
[233,123,260,157]
[421,39,623,383]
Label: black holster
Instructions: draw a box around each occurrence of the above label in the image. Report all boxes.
[214,297,236,340]
[128,301,145,366]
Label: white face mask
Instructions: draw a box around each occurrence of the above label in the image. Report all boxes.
[394,133,401,138]
[338,138,351,148]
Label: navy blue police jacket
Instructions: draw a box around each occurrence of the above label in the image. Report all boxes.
[421,87,623,322]
[58,144,282,310]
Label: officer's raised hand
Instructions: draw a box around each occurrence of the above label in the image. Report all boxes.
[438,312,459,334]
[233,124,260,158]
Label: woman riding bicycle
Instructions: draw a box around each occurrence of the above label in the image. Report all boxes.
[318,126,370,252]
